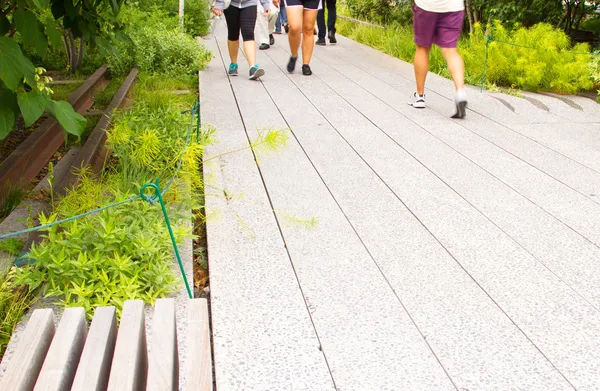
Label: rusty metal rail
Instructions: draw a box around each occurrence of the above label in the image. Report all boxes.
[0,66,109,201]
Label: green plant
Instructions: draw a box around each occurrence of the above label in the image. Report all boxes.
[0,185,26,221]
[0,239,24,256]
[93,76,125,109]
[106,7,211,77]
[0,0,128,139]
[1,266,39,360]
[15,200,186,318]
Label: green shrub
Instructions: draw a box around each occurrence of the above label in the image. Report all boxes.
[107,7,211,77]
[1,267,38,360]
[342,0,412,25]
[136,0,211,36]
[16,199,184,318]
[14,72,202,318]
[581,17,600,36]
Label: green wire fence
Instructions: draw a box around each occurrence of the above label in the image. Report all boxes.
[0,100,202,299]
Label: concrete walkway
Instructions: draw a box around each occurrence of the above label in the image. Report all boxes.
[201,21,600,390]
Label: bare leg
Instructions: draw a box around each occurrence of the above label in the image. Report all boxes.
[301,10,318,64]
[414,45,430,95]
[243,40,257,66]
[286,6,303,57]
[228,40,240,64]
[441,47,465,91]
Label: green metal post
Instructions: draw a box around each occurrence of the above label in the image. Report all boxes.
[141,180,193,299]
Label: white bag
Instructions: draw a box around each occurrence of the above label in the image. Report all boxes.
[223,0,231,9]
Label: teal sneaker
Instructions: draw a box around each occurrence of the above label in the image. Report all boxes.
[228,63,238,76]
[249,65,265,80]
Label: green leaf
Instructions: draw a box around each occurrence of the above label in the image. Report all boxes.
[43,15,62,48]
[0,83,19,139]
[0,37,31,90]
[31,0,50,9]
[0,15,9,36]
[46,100,87,137]
[110,0,120,14]
[18,90,48,127]
[14,10,48,57]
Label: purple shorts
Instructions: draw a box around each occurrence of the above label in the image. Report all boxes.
[413,4,464,48]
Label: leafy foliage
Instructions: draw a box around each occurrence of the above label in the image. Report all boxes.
[136,0,211,36]
[16,199,183,318]
[107,7,211,77]
[14,72,203,318]
[0,239,25,256]
[1,267,39,360]
[0,0,124,139]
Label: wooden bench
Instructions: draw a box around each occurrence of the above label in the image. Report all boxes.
[0,299,212,391]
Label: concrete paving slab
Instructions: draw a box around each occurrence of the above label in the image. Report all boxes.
[203,24,600,389]
[521,91,599,123]
[201,35,334,391]
[300,41,600,388]
[311,43,600,249]
[260,45,572,390]
[216,38,455,390]
[303,48,600,308]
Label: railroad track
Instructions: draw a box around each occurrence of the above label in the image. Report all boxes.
[0,66,138,204]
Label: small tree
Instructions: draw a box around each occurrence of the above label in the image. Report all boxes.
[0,0,124,139]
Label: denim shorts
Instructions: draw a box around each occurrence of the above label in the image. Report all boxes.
[413,4,464,48]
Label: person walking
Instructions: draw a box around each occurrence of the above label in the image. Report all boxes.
[257,0,280,50]
[212,0,271,80]
[316,0,336,46]
[409,0,468,118]
[285,0,321,76]
[274,0,289,34]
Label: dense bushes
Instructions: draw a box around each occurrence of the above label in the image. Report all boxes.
[15,74,204,318]
[108,7,211,76]
[136,0,211,36]
[342,0,412,25]
[337,18,598,94]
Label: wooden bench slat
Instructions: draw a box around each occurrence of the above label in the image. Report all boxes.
[107,300,148,391]
[71,306,117,391]
[33,307,87,391]
[186,298,213,391]
[147,298,178,391]
[0,309,55,391]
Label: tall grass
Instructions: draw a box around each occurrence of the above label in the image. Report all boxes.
[0,267,39,360]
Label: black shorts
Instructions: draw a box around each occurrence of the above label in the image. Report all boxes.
[284,0,322,10]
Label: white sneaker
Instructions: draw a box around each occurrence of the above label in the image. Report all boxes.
[451,89,468,119]
[408,93,426,109]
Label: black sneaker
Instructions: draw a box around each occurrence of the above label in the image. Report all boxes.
[316,38,326,46]
[269,34,275,45]
[259,43,270,50]
[328,30,337,44]
[287,56,298,73]
[302,64,312,76]
[249,65,265,80]
[284,23,289,33]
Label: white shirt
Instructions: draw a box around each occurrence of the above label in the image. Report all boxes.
[415,0,464,13]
